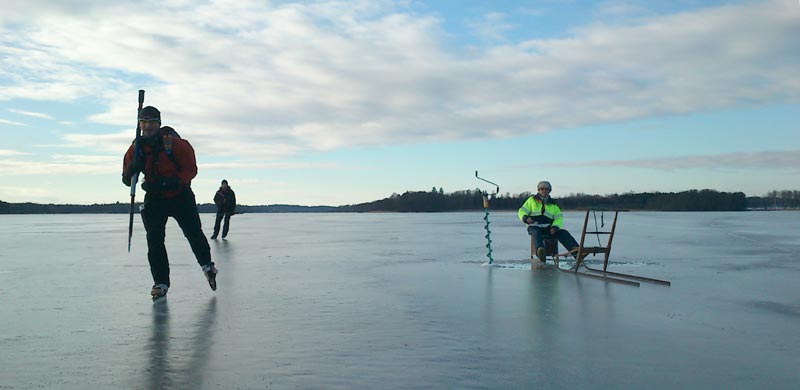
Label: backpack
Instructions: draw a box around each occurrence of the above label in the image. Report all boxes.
[160,126,182,170]
[130,126,185,171]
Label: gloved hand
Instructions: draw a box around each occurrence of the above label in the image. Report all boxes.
[122,153,145,184]
[142,177,181,193]
[129,153,145,172]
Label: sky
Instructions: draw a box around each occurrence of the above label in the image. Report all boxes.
[0,0,798,206]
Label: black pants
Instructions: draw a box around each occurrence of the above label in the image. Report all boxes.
[141,187,212,287]
[212,211,232,238]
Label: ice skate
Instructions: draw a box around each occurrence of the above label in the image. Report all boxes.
[151,283,168,301]
[202,262,218,291]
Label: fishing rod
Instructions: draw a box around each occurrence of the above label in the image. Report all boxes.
[128,89,145,252]
[475,171,499,264]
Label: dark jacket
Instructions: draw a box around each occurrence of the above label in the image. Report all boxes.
[214,187,236,213]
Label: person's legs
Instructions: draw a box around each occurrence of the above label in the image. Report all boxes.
[173,190,218,291]
[555,228,579,249]
[555,228,581,258]
[141,196,171,287]
[528,226,547,262]
[221,213,231,238]
[211,211,223,238]
[172,188,213,267]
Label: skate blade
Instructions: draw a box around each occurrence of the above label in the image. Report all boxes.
[205,271,218,291]
[152,294,167,302]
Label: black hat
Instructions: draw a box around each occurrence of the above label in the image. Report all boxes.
[139,106,161,121]
[221,179,228,185]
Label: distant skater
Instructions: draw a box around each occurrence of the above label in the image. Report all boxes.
[211,179,236,239]
[518,181,582,265]
[122,105,218,300]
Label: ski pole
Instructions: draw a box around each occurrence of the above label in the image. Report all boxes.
[128,89,145,252]
[475,171,499,264]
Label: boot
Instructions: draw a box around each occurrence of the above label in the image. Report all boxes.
[151,283,168,301]
[202,262,218,291]
[536,247,547,263]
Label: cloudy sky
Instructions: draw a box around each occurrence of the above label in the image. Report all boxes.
[1,0,798,206]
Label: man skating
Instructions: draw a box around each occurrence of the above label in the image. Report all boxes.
[122,106,217,300]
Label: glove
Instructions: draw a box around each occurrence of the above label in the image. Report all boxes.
[122,153,145,184]
[130,153,145,172]
[142,177,181,193]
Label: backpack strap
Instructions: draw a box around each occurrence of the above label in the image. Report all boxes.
[160,128,181,171]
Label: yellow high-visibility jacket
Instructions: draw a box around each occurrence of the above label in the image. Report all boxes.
[518,195,564,229]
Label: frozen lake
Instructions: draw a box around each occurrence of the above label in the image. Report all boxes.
[1,211,798,389]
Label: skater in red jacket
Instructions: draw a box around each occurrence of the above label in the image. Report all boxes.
[122,106,217,300]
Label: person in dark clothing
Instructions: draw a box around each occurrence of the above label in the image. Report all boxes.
[122,106,217,300]
[211,179,236,239]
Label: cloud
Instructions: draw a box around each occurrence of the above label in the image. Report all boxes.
[50,154,120,164]
[60,130,135,154]
[200,160,346,171]
[594,1,649,18]
[0,157,116,175]
[0,185,56,203]
[532,150,800,171]
[466,12,514,43]
[1,0,798,161]
[0,147,344,176]
[0,149,30,156]
[8,109,53,119]
[0,118,27,126]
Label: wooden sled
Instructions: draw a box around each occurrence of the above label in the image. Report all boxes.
[532,210,670,287]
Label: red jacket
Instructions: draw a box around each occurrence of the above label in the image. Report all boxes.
[123,134,198,199]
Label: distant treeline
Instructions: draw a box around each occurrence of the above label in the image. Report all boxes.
[341,188,758,212]
[1,189,798,214]
[744,190,800,209]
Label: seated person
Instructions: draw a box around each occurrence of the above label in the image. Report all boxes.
[518,181,581,263]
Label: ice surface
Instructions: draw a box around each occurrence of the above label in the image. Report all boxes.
[1,211,798,389]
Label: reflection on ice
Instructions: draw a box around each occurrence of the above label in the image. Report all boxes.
[142,297,217,390]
